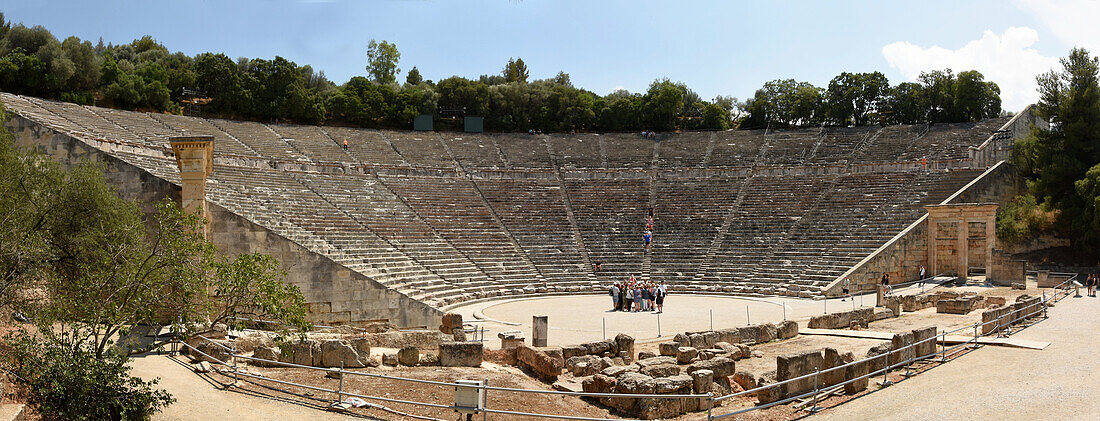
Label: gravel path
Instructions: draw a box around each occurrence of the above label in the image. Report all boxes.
[129,353,356,421]
[813,293,1100,420]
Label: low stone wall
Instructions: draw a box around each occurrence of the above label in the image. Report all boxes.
[579,355,736,419]
[935,293,986,314]
[807,308,874,329]
[982,295,1043,334]
[672,321,796,349]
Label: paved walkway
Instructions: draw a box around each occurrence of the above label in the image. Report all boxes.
[129,354,356,421]
[815,293,1100,420]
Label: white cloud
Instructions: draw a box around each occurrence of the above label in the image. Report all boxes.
[1018,0,1100,53]
[882,27,1058,112]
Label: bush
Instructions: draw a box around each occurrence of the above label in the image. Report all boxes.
[6,335,173,421]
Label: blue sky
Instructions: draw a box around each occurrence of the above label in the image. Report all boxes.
[2,0,1095,111]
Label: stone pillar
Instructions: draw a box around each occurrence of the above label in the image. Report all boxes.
[986,215,996,280]
[532,315,548,347]
[958,220,968,283]
[170,136,214,236]
[927,218,938,275]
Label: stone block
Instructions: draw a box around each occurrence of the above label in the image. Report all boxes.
[911,326,937,359]
[440,313,462,333]
[582,374,617,393]
[517,345,564,381]
[658,342,679,356]
[562,345,587,359]
[250,346,282,367]
[890,332,914,367]
[614,333,635,363]
[778,320,798,339]
[637,351,656,360]
[438,342,483,367]
[382,352,398,366]
[640,363,680,378]
[654,374,693,394]
[687,356,735,378]
[676,347,699,364]
[776,350,823,399]
[732,370,756,392]
[397,346,419,366]
[321,340,366,368]
[843,360,868,394]
[691,369,713,394]
[715,328,741,345]
[865,343,890,373]
[823,348,846,387]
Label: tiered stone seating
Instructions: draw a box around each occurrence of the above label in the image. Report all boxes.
[601,133,654,168]
[650,175,747,282]
[496,134,555,168]
[439,133,508,169]
[0,93,89,135]
[565,177,649,282]
[378,175,542,289]
[383,131,453,168]
[147,113,258,157]
[210,119,307,162]
[550,134,603,168]
[27,97,145,145]
[206,165,456,303]
[760,128,820,165]
[656,132,710,168]
[294,172,495,303]
[0,92,1015,306]
[700,174,837,292]
[857,125,922,162]
[805,126,878,164]
[84,105,180,149]
[708,129,767,167]
[752,172,915,291]
[476,178,591,286]
[268,124,354,163]
[323,127,408,167]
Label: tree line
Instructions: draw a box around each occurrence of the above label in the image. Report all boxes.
[0,13,1001,134]
[740,69,1003,129]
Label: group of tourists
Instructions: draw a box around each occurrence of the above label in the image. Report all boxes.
[609,277,667,313]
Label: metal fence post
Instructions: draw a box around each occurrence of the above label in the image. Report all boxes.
[809,367,821,412]
[657,313,661,337]
[707,392,713,420]
[824,298,827,314]
[482,378,488,421]
[232,346,239,386]
[746,305,750,325]
[603,317,606,340]
[710,309,713,331]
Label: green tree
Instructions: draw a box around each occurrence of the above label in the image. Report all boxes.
[503,57,529,83]
[825,72,889,126]
[365,39,400,85]
[405,66,423,85]
[954,70,1001,121]
[1012,48,1100,242]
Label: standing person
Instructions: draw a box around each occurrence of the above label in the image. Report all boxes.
[656,281,667,313]
[841,277,851,302]
[343,139,349,151]
[629,285,638,312]
[881,272,892,296]
[643,231,652,250]
[634,285,644,312]
[1090,274,1096,298]
[610,283,620,311]
[918,264,927,286]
